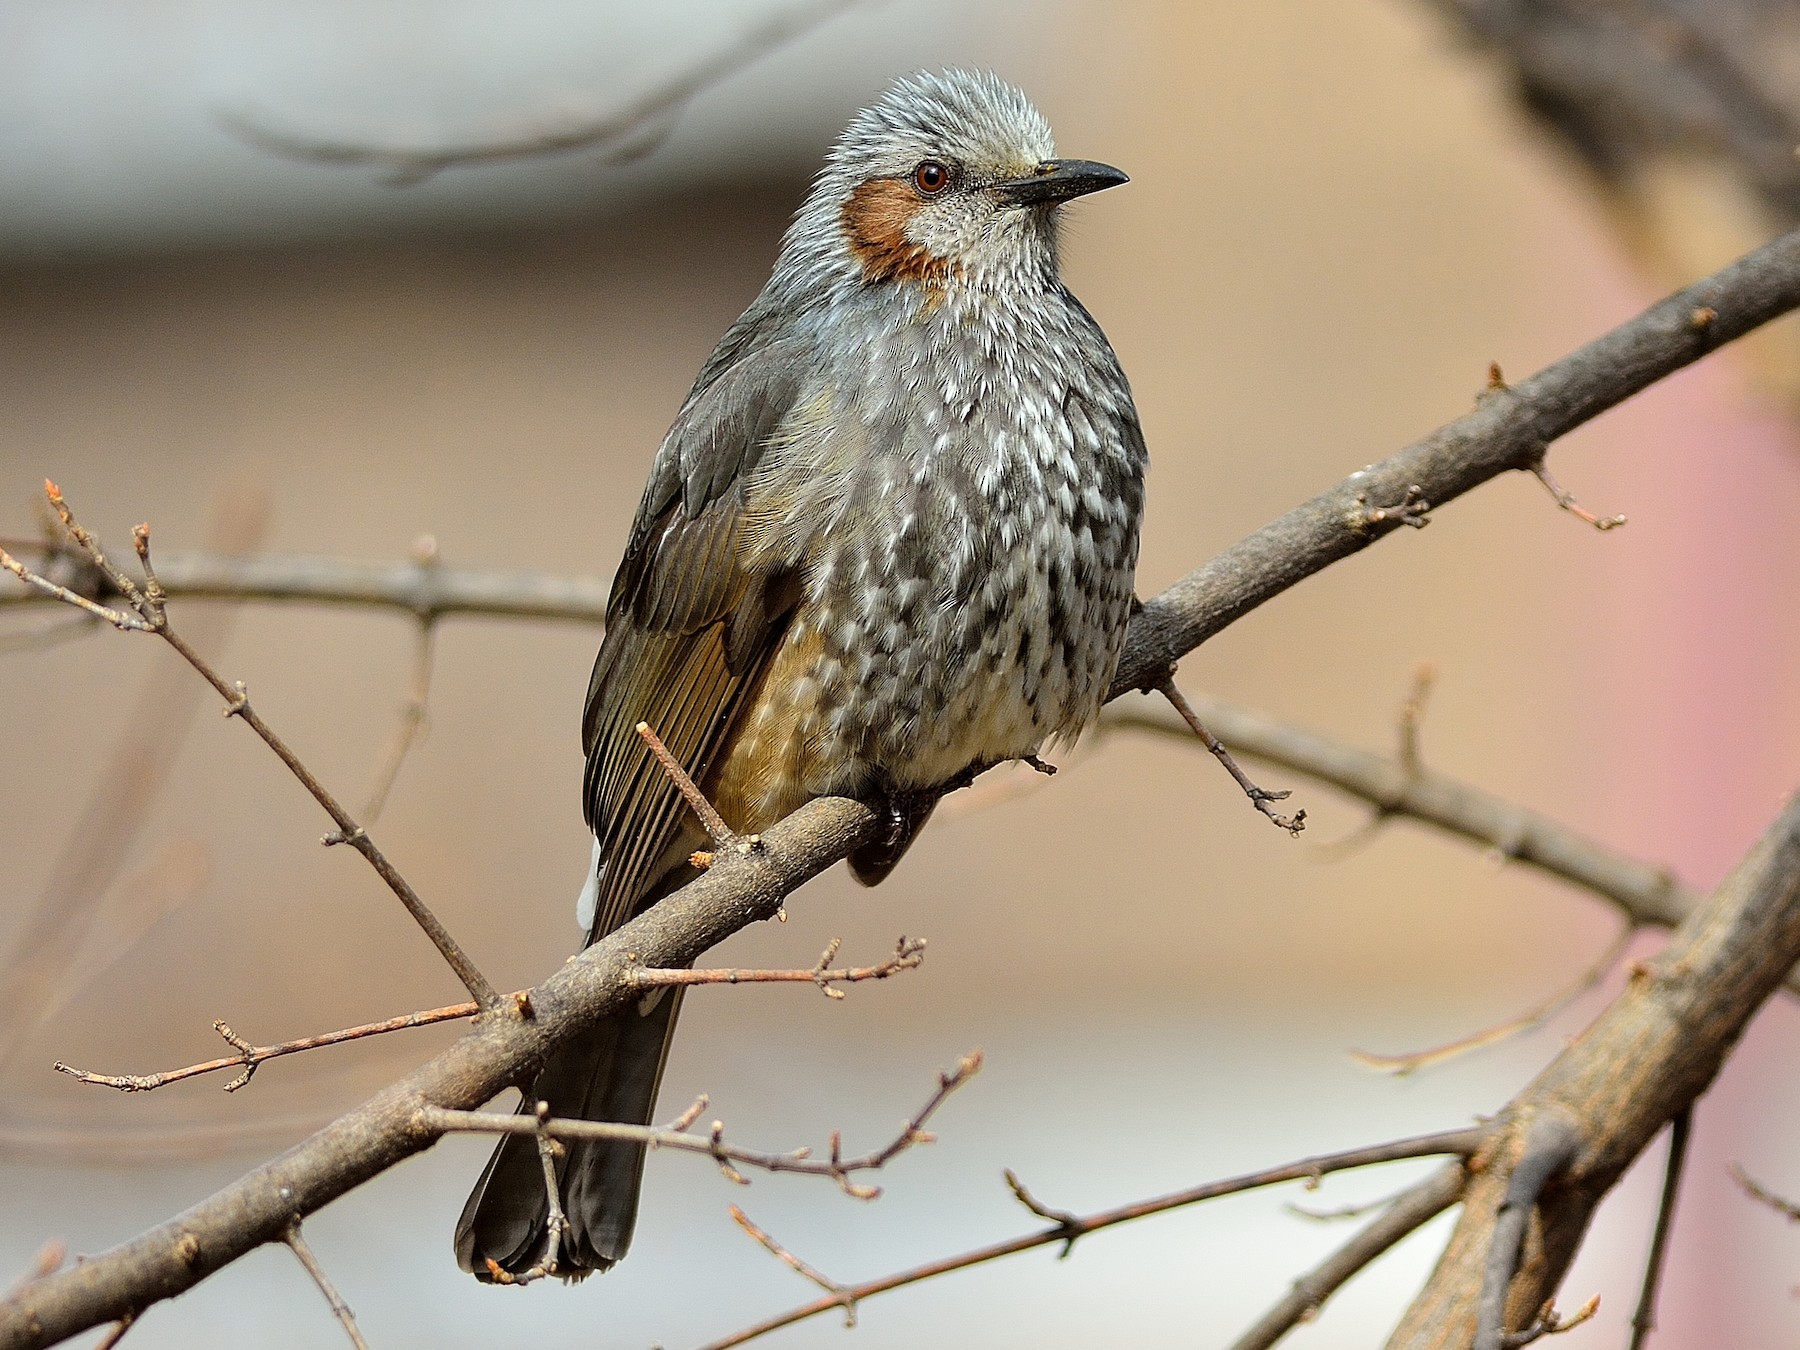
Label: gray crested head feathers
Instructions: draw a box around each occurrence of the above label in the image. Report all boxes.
[771,68,1127,303]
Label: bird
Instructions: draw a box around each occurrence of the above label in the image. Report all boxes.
[455,67,1147,1282]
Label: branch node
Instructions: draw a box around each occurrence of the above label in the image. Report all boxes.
[1361,483,1433,530]
[1004,1169,1083,1257]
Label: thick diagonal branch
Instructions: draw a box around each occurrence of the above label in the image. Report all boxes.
[1388,790,1800,1346]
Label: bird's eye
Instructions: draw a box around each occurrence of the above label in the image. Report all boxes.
[913,160,951,195]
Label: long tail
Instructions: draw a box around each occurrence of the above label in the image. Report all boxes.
[454,981,685,1280]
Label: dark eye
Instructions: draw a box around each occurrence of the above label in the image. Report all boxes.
[913,160,951,195]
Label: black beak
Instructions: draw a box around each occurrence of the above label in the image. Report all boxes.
[989,159,1129,206]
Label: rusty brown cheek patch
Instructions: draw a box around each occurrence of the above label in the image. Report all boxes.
[840,179,957,289]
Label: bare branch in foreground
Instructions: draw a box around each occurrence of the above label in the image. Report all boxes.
[422,1050,978,1201]
[0,486,498,1009]
[9,221,1800,1348]
[691,1128,1488,1350]
[1106,221,1800,697]
[633,935,926,1000]
[53,1001,483,1094]
[219,0,859,185]
[283,1223,370,1350]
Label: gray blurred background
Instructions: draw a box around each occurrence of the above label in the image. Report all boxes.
[4,1,1799,1346]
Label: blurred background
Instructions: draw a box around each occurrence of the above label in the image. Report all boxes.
[4,1,1800,1346]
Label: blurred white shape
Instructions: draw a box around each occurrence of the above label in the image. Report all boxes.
[0,0,1012,256]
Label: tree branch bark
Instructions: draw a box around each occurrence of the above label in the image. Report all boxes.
[1387,790,1800,1346]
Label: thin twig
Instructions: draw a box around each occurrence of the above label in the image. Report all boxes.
[1475,1115,1583,1350]
[284,1222,370,1350]
[1351,923,1635,1075]
[638,720,740,848]
[422,1051,979,1200]
[0,487,265,1075]
[1229,1164,1468,1350]
[1157,674,1306,834]
[54,1000,483,1093]
[218,0,860,185]
[93,1316,135,1350]
[480,1101,573,1286]
[1313,662,1436,857]
[730,1208,858,1326]
[1531,461,1628,531]
[693,1128,1489,1350]
[4,486,498,1008]
[1628,1108,1691,1350]
[633,936,925,1000]
[1731,1162,1800,1222]
[361,544,440,825]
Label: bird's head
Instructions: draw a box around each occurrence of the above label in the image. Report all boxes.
[781,69,1127,300]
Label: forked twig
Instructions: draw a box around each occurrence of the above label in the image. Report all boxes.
[693,1127,1488,1350]
[54,1000,483,1093]
[422,1051,978,1200]
[0,485,497,1008]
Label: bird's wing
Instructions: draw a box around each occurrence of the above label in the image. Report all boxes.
[580,336,810,944]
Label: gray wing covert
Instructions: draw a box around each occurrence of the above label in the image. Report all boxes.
[580,336,812,943]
